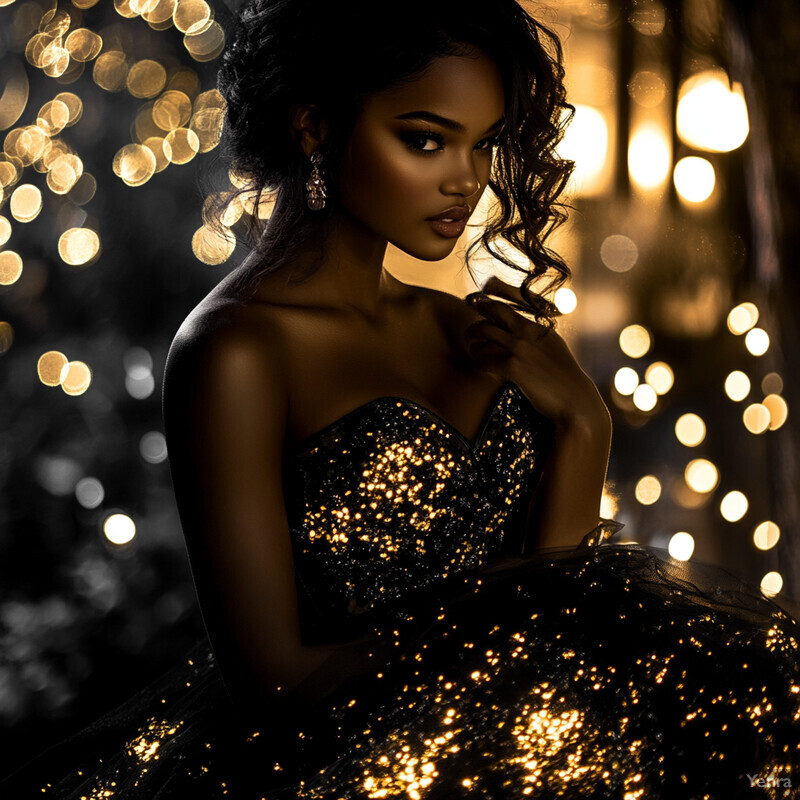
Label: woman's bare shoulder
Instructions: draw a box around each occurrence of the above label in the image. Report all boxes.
[164,288,290,398]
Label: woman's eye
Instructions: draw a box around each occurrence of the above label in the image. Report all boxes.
[476,136,501,151]
[402,132,444,153]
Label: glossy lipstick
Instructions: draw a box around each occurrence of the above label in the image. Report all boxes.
[426,204,470,239]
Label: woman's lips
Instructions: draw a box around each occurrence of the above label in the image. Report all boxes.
[426,205,470,239]
[427,218,467,238]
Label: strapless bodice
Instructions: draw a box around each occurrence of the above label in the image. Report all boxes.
[281,381,555,640]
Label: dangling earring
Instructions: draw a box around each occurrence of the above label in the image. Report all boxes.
[305,150,327,211]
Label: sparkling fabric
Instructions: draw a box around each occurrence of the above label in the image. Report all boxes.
[3,380,800,800]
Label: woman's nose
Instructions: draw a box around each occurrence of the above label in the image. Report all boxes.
[440,154,482,198]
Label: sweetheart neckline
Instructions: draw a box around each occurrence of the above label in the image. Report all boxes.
[289,380,525,456]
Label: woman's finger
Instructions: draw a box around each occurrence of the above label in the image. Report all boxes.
[465,318,515,347]
[467,295,523,332]
[481,274,528,304]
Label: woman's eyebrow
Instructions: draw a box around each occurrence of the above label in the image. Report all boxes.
[394,110,506,134]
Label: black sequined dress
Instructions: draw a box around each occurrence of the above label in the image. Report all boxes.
[4,381,800,799]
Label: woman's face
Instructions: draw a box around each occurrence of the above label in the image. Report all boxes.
[333,48,506,261]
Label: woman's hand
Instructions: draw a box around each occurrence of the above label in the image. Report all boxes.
[463,275,608,430]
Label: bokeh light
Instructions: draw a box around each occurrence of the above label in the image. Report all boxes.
[762,372,783,395]
[724,370,750,402]
[676,70,749,152]
[762,394,788,430]
[600,234,639,272]
[614,366,638,396]
[61,361,92,396]
[726,302,758,334]
[553,287,577,314]
[619,324,651,358]
[558,104,609,197]
[685,459,719,493]
[673,157,715,203]
[75,477,104,510]
[742,403,770,434]
[38,350,69,386]
[140,431,168,464]
[744,327,769,356]
[753,521,780,551]
[635,475,661,505]
[761,571,783,598]
[675,413,705,447]
[644,361,673,395]
[103,513,136,546]
[632,384,657,412]
[668,532,695,561]
[628,123,671,189]
[720,490,748,522]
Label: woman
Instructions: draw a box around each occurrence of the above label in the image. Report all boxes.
[3,0,799,797]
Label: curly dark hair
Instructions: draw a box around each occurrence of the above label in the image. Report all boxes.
[207,0,574,323]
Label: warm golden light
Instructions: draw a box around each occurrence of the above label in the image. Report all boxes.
[628,123,670,189]
[47,153,84,195]
[126,59,168,99]
[0,215,11,246]
[0,321,14,356]
[600,234,638,272]
[93,51,130,92]
[760,571,783,598]
[599,489,618,520]
[724,370,750,402]
[676,70,749,153]
[726,302,758,334]
[644,362,673,395]
[553,287,577,314]
[685,459,719,493]
[742,403,770,434]
[62,361,92,395]
[632,384,657,412]
[58,227,100,266]
[104,513,136,545]
[762,394,788,430]
[619,324,651,358]
[38,350,69,386]
[744,327,769,356]
[65,28,103,62]
[173,0,213,35]
[753,521,780,551]
[9,183,43,222]
[153,90,192,131]
[675,413,705,447]
[164,127,200,164]
[558,104,609,197]
[628,70,667,108]
[184,20,227,62]
[192,224,235,264]
[0,251,23,285]
[673,157,715,203]
[635,475,661,505]
[720,490,748,522]
[614,367,638,396]
[113,143,157,187]
[668,532,694,561]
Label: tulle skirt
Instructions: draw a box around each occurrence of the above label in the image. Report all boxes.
[4,537,800,800]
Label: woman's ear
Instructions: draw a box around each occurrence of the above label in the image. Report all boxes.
[288,103,330,157]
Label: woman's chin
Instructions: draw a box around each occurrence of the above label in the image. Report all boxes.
[393,238,461,262]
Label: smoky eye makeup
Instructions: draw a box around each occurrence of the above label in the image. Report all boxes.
[399,129,446,153]
[399,128,503,155]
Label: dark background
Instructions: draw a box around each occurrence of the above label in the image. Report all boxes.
[0,0,798,777]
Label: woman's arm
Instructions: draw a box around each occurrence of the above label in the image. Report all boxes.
[519,396,612,553]
[162,305,391,722]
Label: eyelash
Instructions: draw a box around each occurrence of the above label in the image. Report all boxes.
[401,130,502,155]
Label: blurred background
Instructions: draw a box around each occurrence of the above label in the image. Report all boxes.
[0,0,798,777]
